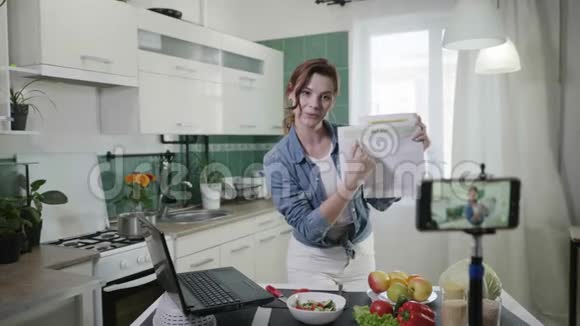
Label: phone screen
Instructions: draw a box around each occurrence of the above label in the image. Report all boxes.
[417,179,520,231]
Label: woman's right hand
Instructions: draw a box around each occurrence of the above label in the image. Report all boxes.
[339,142,375,198]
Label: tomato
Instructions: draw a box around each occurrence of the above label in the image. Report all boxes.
[370,300,394,317]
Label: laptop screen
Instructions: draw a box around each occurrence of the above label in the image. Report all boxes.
[141,217,187,311]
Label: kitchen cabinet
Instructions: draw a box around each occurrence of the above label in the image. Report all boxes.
[254,224,292,283]
[220,236,256,280]
[220,34,284,135]
[100,10,283,135]
[8,0,138,87]
[176,247,221,273]
[172,210,290,283]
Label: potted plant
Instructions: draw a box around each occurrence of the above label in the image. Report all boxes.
[0,198,30,264]
[199,161,225,209]
[9,79,56,131]
[17,179,68,249]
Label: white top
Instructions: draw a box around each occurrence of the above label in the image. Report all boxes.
[308,144,352,227]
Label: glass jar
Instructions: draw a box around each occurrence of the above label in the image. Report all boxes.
[441,282,468,326]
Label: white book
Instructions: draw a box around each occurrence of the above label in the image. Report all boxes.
[337,114,425,198]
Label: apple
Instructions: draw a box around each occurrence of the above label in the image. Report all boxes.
[368,271,390,293]
[408,277,433,301]
[387,282,410,302]
[370,300,393,316]
[407,274,422,282]
[388,270,409,280]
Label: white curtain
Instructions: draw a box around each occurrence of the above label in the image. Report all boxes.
[449,0,570,325]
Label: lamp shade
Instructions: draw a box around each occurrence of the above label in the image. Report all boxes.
[443,0,506,50]
[475,38,521,74]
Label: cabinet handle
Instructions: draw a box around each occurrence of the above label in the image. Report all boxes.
[190,258,215,268]
[258,219,274,226]
[80,55,113,64]
[259,235,276,243]
[230,245,251,253]
[176,122,194,127]
[175,66,197,74]
[239,76,256,82]
[240,124,257,129]
[280,229,292,235]
[272,126,282,130]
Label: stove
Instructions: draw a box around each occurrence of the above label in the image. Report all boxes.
[48,230,144,253]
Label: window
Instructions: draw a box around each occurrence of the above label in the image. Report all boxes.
[352,15,458,176]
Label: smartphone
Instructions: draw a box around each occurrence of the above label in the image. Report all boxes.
[416,178,521,231]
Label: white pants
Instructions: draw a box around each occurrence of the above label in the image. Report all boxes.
[287,233,375,290]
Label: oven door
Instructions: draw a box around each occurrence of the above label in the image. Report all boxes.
[102,269,163,326]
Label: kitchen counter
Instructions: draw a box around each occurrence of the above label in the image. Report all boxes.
[0,245,100,323]
[155,199,277,238]
[132,283,543,326]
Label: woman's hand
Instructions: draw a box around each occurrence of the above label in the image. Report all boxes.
[413,115,431,151]
[338,142,375,199]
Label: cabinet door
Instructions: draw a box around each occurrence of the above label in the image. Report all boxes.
[221,82,263,134]
[176,247,220,273]
[39,0,137,77]
[254,225,291,283]
[220,236,256,280]
[139,72,220,134]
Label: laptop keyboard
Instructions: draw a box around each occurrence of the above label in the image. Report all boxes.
[181,272,241,307]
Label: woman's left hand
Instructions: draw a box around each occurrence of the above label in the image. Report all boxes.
[412,115,431,151]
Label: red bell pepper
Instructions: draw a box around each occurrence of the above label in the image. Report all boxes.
[397,302,435,326]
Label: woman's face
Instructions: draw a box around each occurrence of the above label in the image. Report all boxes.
[291,73,336,129]
[468,189,478,201]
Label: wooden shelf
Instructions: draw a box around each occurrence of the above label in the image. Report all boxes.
[0,130,40,135]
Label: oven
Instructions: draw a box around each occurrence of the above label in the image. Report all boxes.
[102,268,163,326]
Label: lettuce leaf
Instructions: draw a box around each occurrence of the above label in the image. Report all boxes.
[353,306,399,326]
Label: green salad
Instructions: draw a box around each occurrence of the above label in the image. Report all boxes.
[353,306,399,326]
[295,299,336,311]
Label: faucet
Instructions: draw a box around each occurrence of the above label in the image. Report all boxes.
[158,180,194,219]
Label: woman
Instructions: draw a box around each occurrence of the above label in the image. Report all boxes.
[264,58,430,288]
[464,186,489,226]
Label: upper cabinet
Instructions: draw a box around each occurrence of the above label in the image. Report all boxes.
[8,0,138,87]
[221,34,284,135]
[100,10,283,135]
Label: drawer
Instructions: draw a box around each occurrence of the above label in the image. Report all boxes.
[254,211,284,230]
[176,247,220,273]
[175,216,257,258]
[139,51,221,83]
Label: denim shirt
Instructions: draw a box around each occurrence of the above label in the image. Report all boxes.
[263,120,398,249]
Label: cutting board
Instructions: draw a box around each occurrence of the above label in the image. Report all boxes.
[16,152,109,242]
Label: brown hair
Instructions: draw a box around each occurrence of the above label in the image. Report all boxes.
[283,58,340,134]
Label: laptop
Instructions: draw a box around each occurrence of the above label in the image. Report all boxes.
[140,216,275,316]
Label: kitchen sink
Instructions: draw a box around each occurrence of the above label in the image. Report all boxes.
[159,209,231,224]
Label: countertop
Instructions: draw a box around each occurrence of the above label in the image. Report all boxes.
[132,283,543,326]
[0,245,100,320]
[155,199,277,238]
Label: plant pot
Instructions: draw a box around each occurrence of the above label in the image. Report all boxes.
[0,233,22,264]
[25,220,43,248]
[201,183,221,209]
[10,104,29,131]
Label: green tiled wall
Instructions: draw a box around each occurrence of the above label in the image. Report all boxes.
[98,135,279,217]
[260,31,349,125]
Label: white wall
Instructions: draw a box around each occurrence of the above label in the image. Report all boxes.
[205,0,454,41]
[562,0,580,223]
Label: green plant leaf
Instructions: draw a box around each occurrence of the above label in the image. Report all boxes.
[33,196,43,213]
[20,206,42,224]
[31,179,46,192]
[39,191,68,205]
